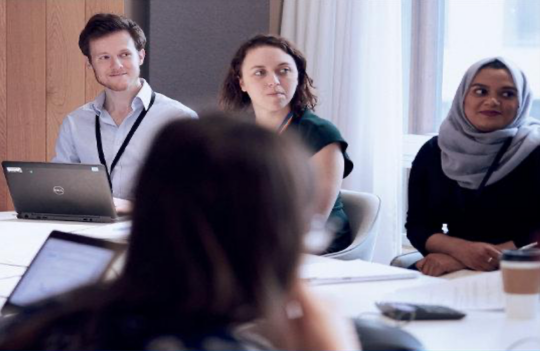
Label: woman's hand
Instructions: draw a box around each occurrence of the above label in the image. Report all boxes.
[452,241,501,271]
[285,281,360,351]
[425,234,501,271]
[416,253,466,276]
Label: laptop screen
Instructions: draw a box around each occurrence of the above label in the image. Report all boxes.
[3,231,125,314]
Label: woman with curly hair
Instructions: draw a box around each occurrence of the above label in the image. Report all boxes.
[220,34,354,254]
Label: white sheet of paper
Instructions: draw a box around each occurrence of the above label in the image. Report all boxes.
[73,221,131,241]
[0,265,26,277]
[0,212,17,221]
[382,271,505,310]
[0,265,26,299]
[0,221,95,266]
[301,259,419,285]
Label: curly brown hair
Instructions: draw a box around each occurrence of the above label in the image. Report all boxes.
[219,34,317,117]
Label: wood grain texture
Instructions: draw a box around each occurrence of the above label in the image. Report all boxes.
[0,0,124,211]
[6,0,47,210]
[6,0,47,162]
[85,0,124,102]
[0,0,6,210]
[46,0,86,161]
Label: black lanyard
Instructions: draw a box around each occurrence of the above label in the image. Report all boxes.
[95,91,156,190]
[477,137,513,194]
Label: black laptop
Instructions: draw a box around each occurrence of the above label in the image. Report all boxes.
[1,231,126,315]
[2,161,122,223]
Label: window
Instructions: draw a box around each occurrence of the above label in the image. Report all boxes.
[440,0,540,128]
[504,0,540,47]
[408,0,540,136]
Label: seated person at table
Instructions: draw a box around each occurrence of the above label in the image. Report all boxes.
[53,13,196,211]
[0,114,359,350]
[219,34,354,254]
[406,57,540,277]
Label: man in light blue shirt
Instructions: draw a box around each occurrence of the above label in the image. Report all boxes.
[53,14,196,207]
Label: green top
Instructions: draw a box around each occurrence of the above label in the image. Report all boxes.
[286,110,354,253]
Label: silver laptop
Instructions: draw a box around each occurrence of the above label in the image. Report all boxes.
[2,161,121,223]
[1,230,126,315]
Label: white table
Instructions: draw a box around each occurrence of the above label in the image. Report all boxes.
[0,212,130,300]
[304,255,540,350]
[0,212,130,263]
[1,213,539,350]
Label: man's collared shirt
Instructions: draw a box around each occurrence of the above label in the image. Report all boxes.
[53,79,197,200]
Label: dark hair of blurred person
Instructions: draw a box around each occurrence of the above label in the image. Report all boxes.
[0,113,359,350]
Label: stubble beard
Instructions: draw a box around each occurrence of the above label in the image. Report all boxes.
[93,68,140,92]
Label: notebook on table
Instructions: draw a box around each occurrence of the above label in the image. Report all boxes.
[1,230,126,315]
[301,259,419,285]
[2,161,124,223]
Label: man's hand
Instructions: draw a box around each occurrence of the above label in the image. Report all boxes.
[416,253,466,277]
[113,197,133,215]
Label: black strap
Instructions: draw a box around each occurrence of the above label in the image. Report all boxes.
[277,111,294,134]
[477,137,513,194]
[96,91,156,190]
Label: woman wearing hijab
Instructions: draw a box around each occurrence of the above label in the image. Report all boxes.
[406,57,540,277]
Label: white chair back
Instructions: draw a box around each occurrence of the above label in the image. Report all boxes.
[324,189,381,261]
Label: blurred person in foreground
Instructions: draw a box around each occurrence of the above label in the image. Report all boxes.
[0,113,359,350]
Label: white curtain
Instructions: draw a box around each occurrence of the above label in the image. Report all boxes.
[281,0,403,263]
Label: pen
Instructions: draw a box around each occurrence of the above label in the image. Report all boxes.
[519,242,538,250]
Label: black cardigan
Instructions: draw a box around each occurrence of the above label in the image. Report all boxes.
[406,136,540,255]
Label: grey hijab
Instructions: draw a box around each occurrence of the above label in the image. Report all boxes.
[438,57,540,189]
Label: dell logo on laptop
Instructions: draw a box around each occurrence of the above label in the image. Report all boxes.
[53,186,65,195]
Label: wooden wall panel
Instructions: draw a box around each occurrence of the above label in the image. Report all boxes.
[46,0,86,160]
[0,0,6,210]
[6,0,47,211]
[85,0,124,102]
[6,0,46,161]
[0,0,124,211]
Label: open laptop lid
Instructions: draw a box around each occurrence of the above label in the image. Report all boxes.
[2,161,119,223]
[1,231,126,315]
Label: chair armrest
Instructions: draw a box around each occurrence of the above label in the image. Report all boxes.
[390,251,423,268]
